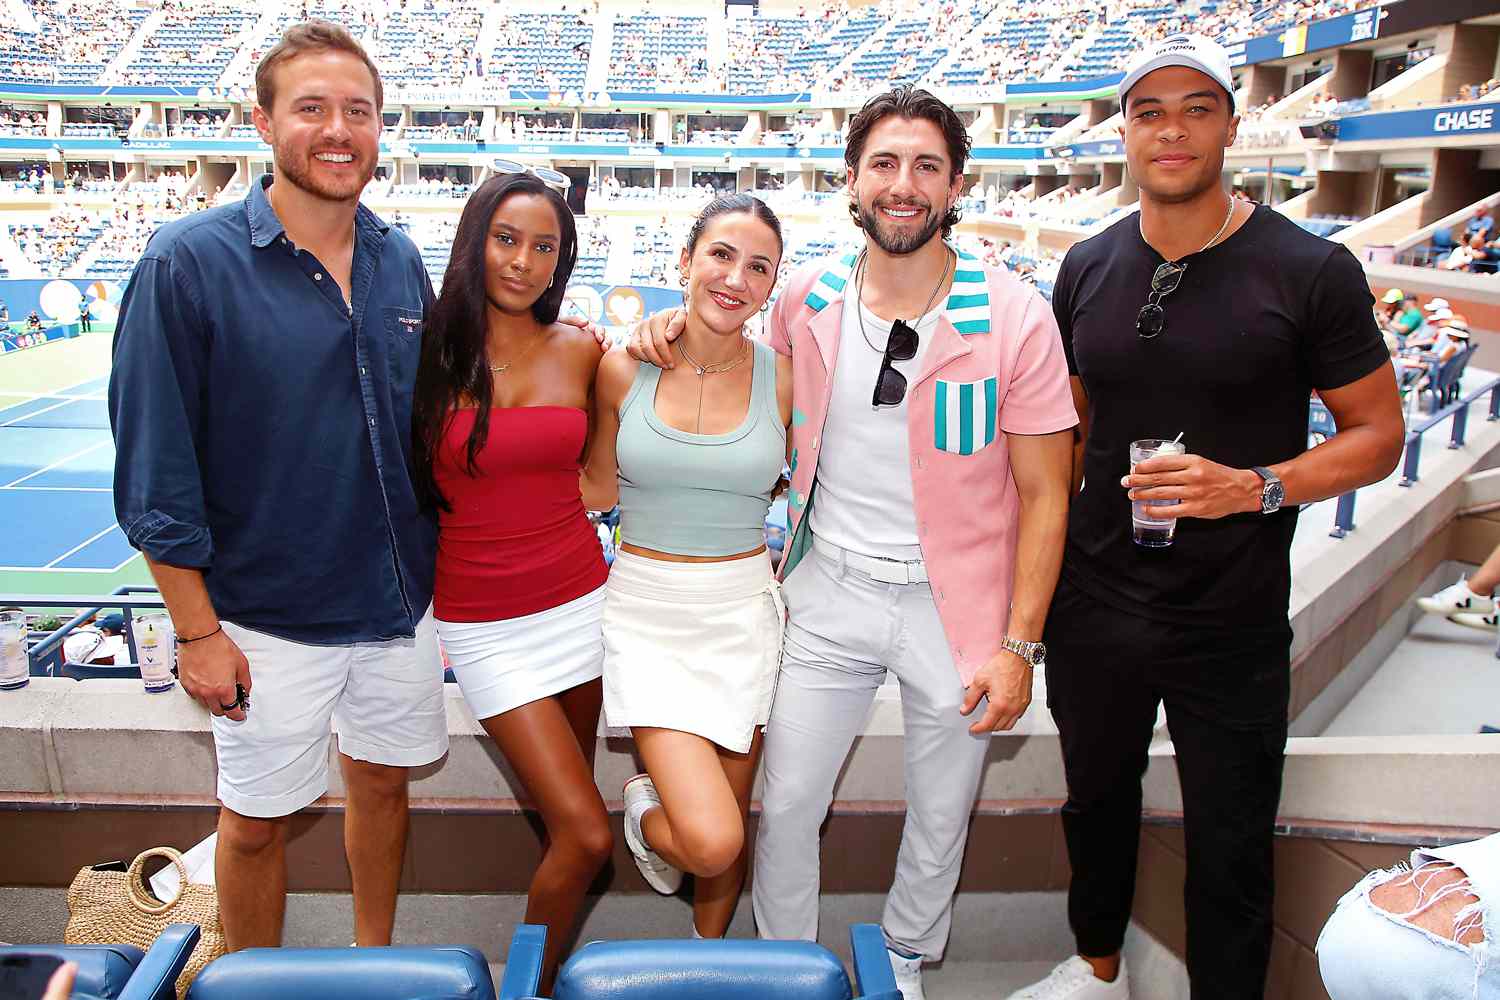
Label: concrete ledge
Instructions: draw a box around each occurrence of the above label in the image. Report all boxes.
[1144,734,1500,829]
[0,679,1070,804]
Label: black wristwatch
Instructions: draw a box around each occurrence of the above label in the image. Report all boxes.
[1251,466,1284,514]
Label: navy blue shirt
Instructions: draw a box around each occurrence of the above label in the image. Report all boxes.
[109,175,436,645]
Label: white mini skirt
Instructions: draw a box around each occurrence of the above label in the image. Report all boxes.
[602,549,785,754]
[436,585,606,721]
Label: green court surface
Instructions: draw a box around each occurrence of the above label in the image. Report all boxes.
[0,327,154,603]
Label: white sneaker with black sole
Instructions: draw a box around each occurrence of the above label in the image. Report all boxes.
[1006,956,1129,999]
[885,947,926,1000]
[622,774,683,895]
[1417,578,1495,618]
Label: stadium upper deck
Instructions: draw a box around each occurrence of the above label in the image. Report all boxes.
[0,0,1384,95]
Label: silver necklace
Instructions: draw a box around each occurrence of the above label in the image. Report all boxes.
[853,246,951,355]
[1140,194,1236,264]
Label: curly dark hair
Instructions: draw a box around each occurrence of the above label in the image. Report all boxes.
[844,85,972,239]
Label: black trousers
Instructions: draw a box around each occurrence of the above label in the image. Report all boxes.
[79,313,91,332]
[1043,577,1290,1000]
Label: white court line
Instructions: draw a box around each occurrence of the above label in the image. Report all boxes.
[0,376,110,418]
[0,485,111,492]
[0,393,105,403]
[108,551,142,573]
[1,396,75,428]
[44,522,121,569]
[0,565,120,574]
[3,439,112,489]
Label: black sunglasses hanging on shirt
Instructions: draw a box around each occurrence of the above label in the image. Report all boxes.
[872,319,920,407]
[1136,260,1187,339]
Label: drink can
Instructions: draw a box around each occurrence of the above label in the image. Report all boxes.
[133,613,176,693]
[0,611,28,690]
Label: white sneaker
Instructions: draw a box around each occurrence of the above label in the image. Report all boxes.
[622,774,682,895]
[885,947,926,1000]
[1449,610,1500,631]
[1006,956,1128,999]
[1417,578,1494,617]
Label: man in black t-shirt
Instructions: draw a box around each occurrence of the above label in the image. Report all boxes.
[1009,34,1404,1000]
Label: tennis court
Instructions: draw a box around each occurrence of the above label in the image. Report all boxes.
[0,332,152,597]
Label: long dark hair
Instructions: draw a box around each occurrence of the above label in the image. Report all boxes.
[411,172,579,512]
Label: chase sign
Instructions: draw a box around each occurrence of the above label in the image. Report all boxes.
[1433,107,1495,133]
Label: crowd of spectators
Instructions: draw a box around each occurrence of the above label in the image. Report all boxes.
[0,0,1403,97]
[1408,208,1500,275]
[1458,79,1500,102]
[112,0,252,87]
[950,5,1095,88]
[0,110,47,136]
[8,205,101,275]
[371,0,482,89]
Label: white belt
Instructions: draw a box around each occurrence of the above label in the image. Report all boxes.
[813,535,929,585]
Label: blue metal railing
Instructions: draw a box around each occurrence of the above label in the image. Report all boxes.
[2,587,165,673]
[1326,375,1500,539]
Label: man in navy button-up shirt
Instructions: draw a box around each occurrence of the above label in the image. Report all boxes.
[109,22,447,952]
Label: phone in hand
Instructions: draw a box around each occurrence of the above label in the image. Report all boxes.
[0,953,64,998]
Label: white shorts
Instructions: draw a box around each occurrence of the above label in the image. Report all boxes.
[436,585,606,721]
[211,610,449,819]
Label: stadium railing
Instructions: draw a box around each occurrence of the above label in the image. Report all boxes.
[1327,372,1500,539]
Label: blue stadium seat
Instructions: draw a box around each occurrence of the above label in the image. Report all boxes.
[0,923,199,1000]
[62,661,143,681]
[186,945,496,1000]
[0,943,144,998]
[499,922,899,1000]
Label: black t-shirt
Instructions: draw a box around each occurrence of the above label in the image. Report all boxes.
[1052,204,1389,630]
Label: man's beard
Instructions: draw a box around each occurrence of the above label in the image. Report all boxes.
[856,198,946,255]
[273,138,373,203]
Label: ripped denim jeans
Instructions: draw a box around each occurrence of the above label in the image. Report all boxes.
[1318,849,1499,999]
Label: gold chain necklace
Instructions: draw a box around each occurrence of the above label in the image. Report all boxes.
[488,333,543,374]
[676,335,750,433]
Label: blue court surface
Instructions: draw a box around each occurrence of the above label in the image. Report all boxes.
[0,377,137,573]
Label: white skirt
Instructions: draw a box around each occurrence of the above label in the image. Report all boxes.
[436,586,605,721]
[602,549,785,754]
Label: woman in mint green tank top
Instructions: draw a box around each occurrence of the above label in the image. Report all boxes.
[582,195,794,938]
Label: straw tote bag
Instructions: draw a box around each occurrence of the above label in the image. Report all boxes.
[64,846,226,998]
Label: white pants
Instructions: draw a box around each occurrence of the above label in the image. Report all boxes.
[752,538,992,960]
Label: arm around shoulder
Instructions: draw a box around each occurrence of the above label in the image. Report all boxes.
[580,347,637,511]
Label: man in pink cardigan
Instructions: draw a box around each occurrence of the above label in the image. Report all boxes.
[632,86,1075,1000]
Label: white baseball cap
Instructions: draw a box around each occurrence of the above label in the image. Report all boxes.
[1424,297,1450,311]
[1430,308,1454,323]
[1119,34,1237,112]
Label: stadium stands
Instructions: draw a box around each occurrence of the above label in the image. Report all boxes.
[725,15,804,95]
[371,0,482,89]
[607,14,709,93]
[120,2,257,87]
[489,13,590,92]
[940,6,1097,87]
[780,5,886,94]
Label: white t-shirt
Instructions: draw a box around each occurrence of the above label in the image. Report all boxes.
[809,295,942,560]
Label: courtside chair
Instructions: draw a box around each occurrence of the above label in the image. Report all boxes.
[185,944,496,1000]
[0,922,199,1000]
[499,922,902,1000]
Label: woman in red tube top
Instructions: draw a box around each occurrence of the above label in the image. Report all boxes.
[410,172,607,992]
